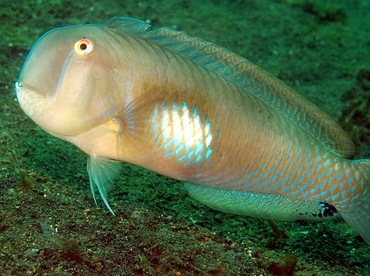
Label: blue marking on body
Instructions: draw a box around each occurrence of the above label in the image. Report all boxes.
[192,105,197,116]
[290,180,298,191]
[178,155,186,162]
[243,165,250,172]
[216,128,220,137]
[295,175,304,186]
[282,182,290,192]
[25,93,50,118]
[152,123,158,134]
[162,101,168,110]
[296,155,301,164]
[286,200,298,208]
[187,150,194,160]
[339,197,349,205]
[314,156,322,163]
[330,184,336,194]
[194,155,202,165]
[324,159,331,167]
[351,193,360,201]
[336,172,343,180]
[307,178,314,186]
[249,168,261,178]
[319,181,326,191]
[152,104,158,119]
[163,140,171,151]
[185,142,192,152]
[305,169,313,177]
[55,51,74,99]
[175,144,183,156]
[332,194,339,201]
[172,135,181,147]
[271,174,278,183]
[172,104,179,118]
[311,186,318,194]
[205,121,211,130]
[317,173,323,181]
[195,143,204,155]
[315,164,322,172]
[206,149,212,160]
[262,171,268,179]
[271,168,284,182]
[278,158,284,165]
[273,183,281,189]
[305,159,312,169]
[338,180,346,190]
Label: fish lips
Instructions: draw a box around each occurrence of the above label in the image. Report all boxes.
[15,81,98,138]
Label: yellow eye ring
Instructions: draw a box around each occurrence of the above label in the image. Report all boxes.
[74,38,94,55]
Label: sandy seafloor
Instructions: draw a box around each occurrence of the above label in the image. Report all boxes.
[1,0,370,275]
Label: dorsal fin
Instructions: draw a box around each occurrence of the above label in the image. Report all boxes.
[102,17,355,158]
[101,16,152,34]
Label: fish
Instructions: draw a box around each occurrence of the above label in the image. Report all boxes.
[15,17,370,244]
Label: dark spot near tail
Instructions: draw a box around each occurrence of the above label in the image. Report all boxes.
[311,201,338,218]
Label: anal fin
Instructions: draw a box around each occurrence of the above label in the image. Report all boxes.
[185,183,339,221]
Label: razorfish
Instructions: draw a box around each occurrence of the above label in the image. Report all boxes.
[15,17,370,244]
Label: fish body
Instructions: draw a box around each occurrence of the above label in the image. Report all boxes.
[15,17,370,244]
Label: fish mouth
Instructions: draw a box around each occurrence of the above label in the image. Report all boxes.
[15,81,42,98]
[15,80,104,137]
[15,81,49,119]
[15,81,28,96]
[15,81,71,137]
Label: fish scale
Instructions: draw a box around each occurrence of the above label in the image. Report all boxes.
[15,17,370,244]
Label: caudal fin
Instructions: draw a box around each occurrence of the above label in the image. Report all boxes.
[338,160,370,244]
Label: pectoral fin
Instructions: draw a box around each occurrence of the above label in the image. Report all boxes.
[87,154,121,215]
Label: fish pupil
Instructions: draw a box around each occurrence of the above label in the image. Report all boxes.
[79,43,87,50]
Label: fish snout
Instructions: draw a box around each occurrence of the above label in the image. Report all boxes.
[15,81,46,118]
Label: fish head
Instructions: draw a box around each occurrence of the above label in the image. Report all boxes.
[15,24,125,138]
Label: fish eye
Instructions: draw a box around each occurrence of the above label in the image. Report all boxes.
[74,38,94,55]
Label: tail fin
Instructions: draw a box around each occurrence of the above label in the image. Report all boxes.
[338,160,370,244]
